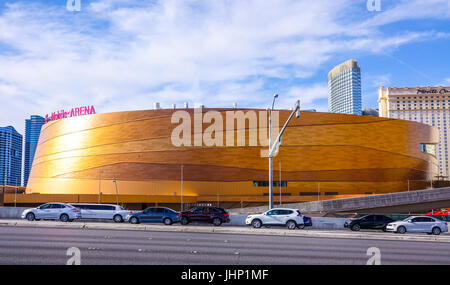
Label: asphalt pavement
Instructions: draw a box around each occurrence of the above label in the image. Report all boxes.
[0,225,449,265]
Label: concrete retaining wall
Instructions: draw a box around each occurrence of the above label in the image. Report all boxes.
[230,188,450,214]
[0,207,28,219]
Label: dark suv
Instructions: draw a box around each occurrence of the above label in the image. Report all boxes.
[180,206,230,226]
[344,214,395,231]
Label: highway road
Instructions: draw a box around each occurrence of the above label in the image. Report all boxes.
[0,226,449,265]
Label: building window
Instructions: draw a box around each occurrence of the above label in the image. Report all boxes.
[420,144,436,156]
[263,193,291,196]
[299,192,321,196]
[253,181,287,187]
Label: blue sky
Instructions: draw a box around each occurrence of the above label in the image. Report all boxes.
[0,0,450,135]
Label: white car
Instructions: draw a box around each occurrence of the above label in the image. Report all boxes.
[245,208,305,230]
[70,203,131,223]
[386,216,449,235]
[21,203,81,222]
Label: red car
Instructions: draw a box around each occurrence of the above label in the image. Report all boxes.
[180,206,230,226]
[426,209,450,216]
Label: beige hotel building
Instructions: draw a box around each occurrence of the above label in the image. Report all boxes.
[378,86,450,177]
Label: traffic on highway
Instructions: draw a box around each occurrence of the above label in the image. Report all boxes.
[19,203,449,235]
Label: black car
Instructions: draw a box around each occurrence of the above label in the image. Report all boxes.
[344,214,395,231]
[303,216,313,227]
[181,206,230,226]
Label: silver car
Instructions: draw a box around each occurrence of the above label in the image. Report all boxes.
[70,203,131,223]
[245,208,305,229]
[21,203,81,222]
[386,216,449,235]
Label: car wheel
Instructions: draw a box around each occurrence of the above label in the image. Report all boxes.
[113,214,123,223]
[397,226,406,234]
[432,227,441,235]
[251,219,262,228]
[351,224,361,231]
[297,223,306,229]
[163,218,173,225]
[286,220,297,230]
[382,226,387,232]
[129,217,139,224]
[180,217,189,225]
[60,214,69,222]
[212,218,222,226]
[26,212,35,221]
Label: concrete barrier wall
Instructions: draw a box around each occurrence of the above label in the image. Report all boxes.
[231,188,450,214]
[0,207,28,219]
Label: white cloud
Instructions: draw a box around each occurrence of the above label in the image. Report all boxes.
[0,0,449,135]
[361,0,450,28]
[282,83,329,112]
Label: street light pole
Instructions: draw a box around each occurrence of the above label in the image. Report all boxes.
[14,177,17,207]
[113,177,119,205]
[267,96,301,210]
[268,94,278,210]
[430,160,433,189]
[98,170,102,204]
[279,161,282,206]
[181,165,184,212]
[318,182,320,202]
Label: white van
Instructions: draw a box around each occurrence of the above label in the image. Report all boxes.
[70,203,131,223]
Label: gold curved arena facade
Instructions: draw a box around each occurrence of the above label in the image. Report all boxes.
[26,108,439,206]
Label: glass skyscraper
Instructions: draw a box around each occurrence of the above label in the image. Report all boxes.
[24,115,45,186]
[0,126,22,186]
[327,59,362,115]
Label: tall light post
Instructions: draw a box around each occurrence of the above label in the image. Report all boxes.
[180,165,184,211]
[1,185,4,206]
[318,182,320,202]
[98,170,102,204]
[112,177,119,205]
[429,160,433,189]
[268,94,278,210]
[267,96,301,209]
[279,161,282,206]
[14,177,18,207]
